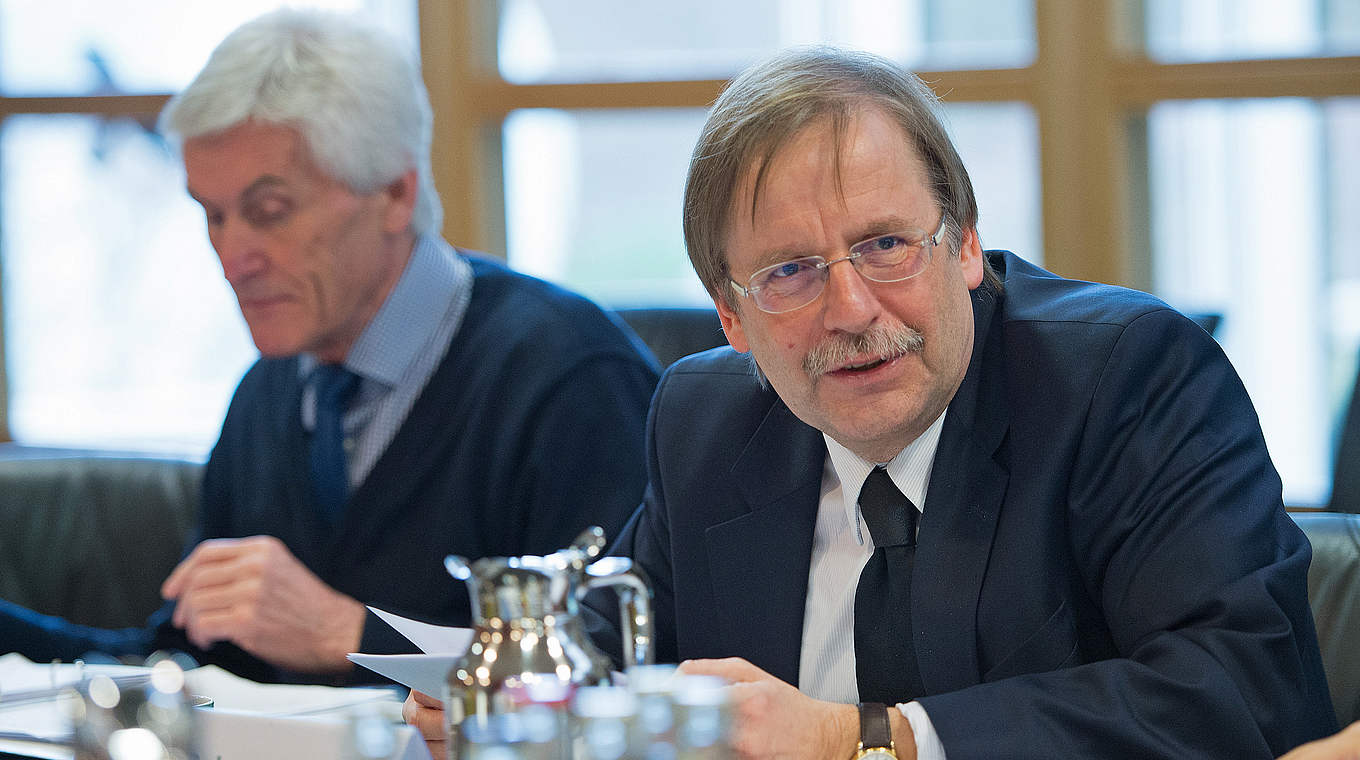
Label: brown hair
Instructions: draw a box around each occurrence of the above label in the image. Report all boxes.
[683,46,999,306]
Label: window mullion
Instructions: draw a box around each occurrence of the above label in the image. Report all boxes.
[1034,0,1133,286]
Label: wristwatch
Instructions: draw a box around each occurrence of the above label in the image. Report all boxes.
[855,702,898,759]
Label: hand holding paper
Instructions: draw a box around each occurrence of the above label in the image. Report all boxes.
[347,607,475,696]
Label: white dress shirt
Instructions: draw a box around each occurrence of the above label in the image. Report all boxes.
[797,411,949,760]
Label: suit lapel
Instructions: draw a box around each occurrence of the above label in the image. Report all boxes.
[706,398,825,687]
[914,287,1010,695]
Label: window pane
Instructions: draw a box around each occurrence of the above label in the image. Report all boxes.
[1144,0,1360,62]
[498,0,1034,84]
[1148,97,1360,505]
[1,1,419,454]
[502,102,1040,305]
[0,0,418,95]
[941,102,1042,265]
[1,115,258,454]
[503,108,710,307]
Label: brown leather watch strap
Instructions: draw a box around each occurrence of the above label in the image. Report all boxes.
[858,701,893,750]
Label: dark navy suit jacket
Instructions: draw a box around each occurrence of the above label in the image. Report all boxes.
[595,251,1335,758]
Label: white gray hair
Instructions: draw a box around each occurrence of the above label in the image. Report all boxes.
[159,8,442,236]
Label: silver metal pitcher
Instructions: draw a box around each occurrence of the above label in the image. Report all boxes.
[443,527,653,757]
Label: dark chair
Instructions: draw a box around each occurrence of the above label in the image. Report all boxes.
[614,306,728,368]
[1187,312,1222,337]
[1293,512,1360,727]
[1331,349,1360,514]
[0,445,201,628]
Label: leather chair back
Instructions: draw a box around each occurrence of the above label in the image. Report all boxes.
[1294,512,1360,727]
[613,307,727,368]
[1330,350,1360,513]
[0,450,201,628]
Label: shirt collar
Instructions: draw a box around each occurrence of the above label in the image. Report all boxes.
[824,409,948,546]
[300,234,463,387]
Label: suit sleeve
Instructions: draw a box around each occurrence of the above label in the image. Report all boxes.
[917,309,1336,758]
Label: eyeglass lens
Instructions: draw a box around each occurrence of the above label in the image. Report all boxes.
[748,229,935,313]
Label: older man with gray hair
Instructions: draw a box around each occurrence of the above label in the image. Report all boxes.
[0,8,657,685]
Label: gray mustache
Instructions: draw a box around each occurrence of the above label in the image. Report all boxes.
[804,325,924,376]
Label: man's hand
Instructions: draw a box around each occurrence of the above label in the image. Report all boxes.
[160,535,366,672]
[679,658,914,760]
[403,689,448,760]
[1280,721,1360,760]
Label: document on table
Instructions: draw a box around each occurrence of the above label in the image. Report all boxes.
[0,653,403,745]
[347,606,474,696]
[185,664,403,717]
[0,653,127,743]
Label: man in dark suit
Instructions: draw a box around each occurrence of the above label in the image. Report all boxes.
[406,46,1335,758]
[609,45,1335,759]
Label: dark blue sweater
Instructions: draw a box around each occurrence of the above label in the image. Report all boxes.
[1,257,658,684]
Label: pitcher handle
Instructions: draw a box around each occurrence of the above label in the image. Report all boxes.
[584,557,655,668]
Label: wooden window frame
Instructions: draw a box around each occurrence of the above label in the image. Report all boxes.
[420,0,1360,288]
[1,0,1357,441]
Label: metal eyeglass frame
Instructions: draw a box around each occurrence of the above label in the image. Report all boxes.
[728,214,949,314]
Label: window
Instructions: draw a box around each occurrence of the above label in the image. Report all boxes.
[1144,0,1360,62]
[497,0,1034,83]
[0,114,253,452]
[1149,98,1359,505]
[1138,1,1360,505]
[0,0,417,455]
[425,0,1360,505]
[3,1,1357,506]
[494,0,1041,304]
[503,108,710,307]
[501,103,1039,308]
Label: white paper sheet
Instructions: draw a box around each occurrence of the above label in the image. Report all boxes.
[196,708,431,760]
[0,653,149,742]
[0,654,404,747]
[367,607,474,655]
[346,654,463,698]
[348,607,475,695]
[185,665,403,718]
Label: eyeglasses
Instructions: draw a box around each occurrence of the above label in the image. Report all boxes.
[729,215,949,314]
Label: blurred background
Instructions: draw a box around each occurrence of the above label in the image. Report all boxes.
[0,0,1355,506]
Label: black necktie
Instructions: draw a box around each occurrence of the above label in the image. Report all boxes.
[854,466,924,703]
[309,364,360,521]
